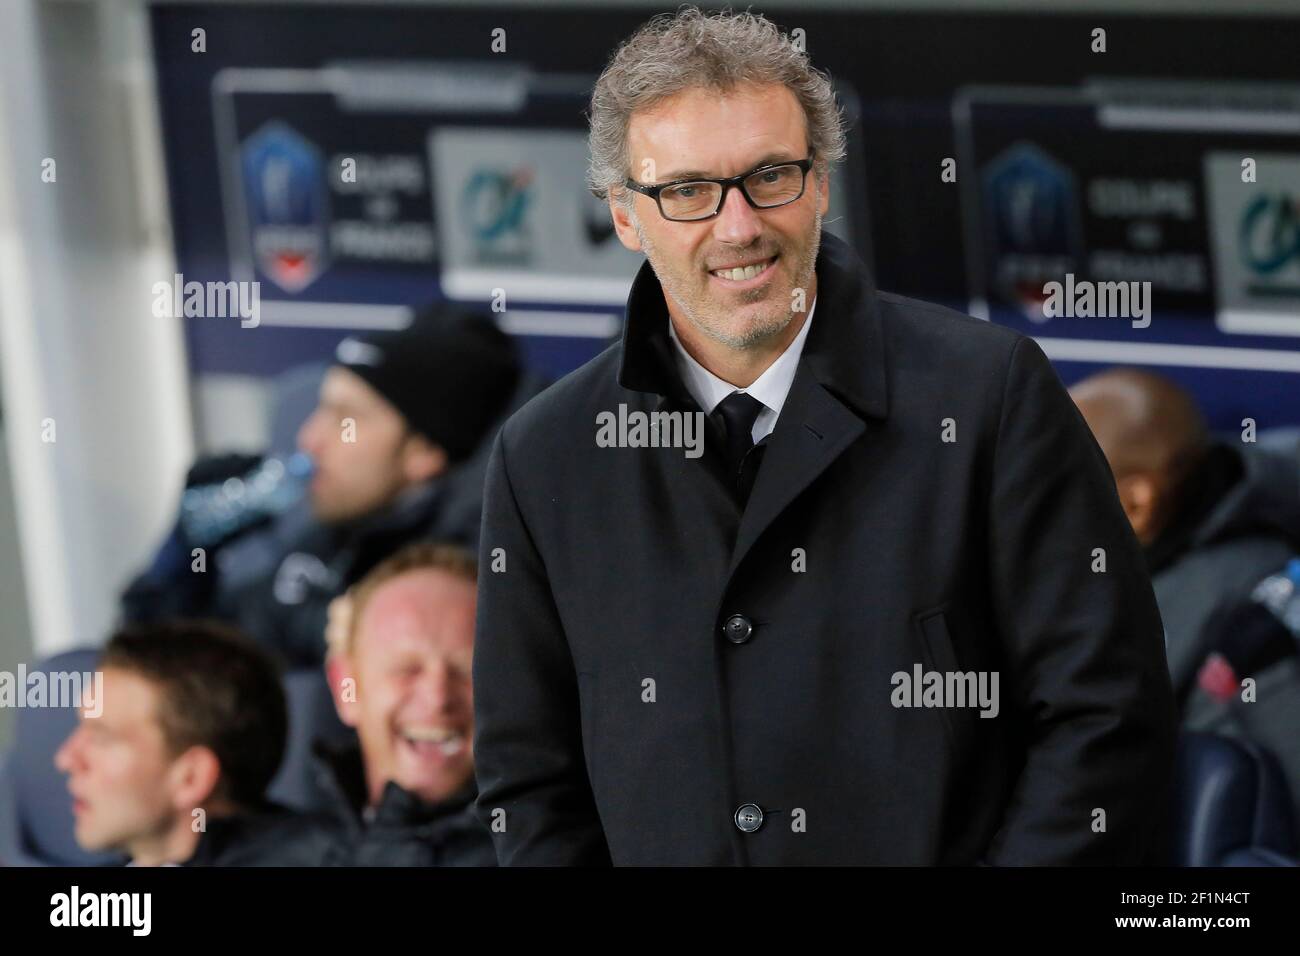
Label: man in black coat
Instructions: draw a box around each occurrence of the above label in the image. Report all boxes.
[472,7,1177,866]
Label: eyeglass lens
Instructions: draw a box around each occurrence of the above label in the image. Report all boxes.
[658,164,805,220]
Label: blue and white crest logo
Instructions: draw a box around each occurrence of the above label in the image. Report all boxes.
[240,122,330,292]
[984,142,1078,253]
[982,142,1082,317]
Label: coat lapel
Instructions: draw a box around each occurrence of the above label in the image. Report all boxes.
[614,230,891,580]
[726,364,866,579]
[726,231,889,577]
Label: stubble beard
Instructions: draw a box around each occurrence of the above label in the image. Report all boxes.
[632,197,822,352]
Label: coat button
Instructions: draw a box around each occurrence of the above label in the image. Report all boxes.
[722,613,754,644]
[734,804,764,833]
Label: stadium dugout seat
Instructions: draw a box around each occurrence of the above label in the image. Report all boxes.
[0,648,124,866]
[1166,732,1299,866]
[267,668,354,812]
[1258,426,1300,460]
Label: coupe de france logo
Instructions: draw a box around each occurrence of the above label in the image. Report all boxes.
[240,122,330,293]
[984,142,1077,253]
[982,142,1083,316]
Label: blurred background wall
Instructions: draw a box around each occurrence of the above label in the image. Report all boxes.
[0,0,194,748]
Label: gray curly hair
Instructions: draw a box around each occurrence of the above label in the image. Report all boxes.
[586,6,847,206]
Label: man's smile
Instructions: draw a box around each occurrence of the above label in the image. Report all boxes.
[708,253,779,287]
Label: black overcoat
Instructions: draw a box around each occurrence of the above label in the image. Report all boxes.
[472,230,1177,865]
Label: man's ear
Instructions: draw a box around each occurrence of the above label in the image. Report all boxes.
[609,192,645,253]
[326,653,361,729]
[1116,473,1160,544]
[816,165,830,216]
[401,432,449,484]
[168,746,224,812]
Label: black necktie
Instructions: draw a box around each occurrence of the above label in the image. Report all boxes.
[715,391,766,504]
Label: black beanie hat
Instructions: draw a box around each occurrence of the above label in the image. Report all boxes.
[332,305,521,463]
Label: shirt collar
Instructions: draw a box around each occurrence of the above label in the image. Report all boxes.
[667,297,816,416]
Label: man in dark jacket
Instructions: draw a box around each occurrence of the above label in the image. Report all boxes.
[123,307,522,668]
[472,8,1176,866]
[302,740,492,866]
[54,621,310,866]
[1071,368,1300,823]
[291,541,495,866]
[1069,367,1300,700]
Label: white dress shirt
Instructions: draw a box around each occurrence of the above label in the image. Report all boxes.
[667,298,816,443]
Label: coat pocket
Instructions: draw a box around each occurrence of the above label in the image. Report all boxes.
[913,606,967,751]
[916,607,961,674]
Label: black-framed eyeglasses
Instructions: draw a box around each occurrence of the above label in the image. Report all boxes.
[624,155,815,222]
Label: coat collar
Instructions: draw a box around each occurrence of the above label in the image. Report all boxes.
[311,738,478,833]
[612,230,890,582]
[615,229,888,422]
[181,799,291,866]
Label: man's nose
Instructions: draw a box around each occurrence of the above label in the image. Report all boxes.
[54,729,80,772]
[297,411,324,456]
[413,660,461,710]
[711,183,764,246]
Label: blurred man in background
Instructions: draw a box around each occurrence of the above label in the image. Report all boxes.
[295,541,493,866]
[122,308,522,668]
[1069,367,1300,700]
[54,621,315,866]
